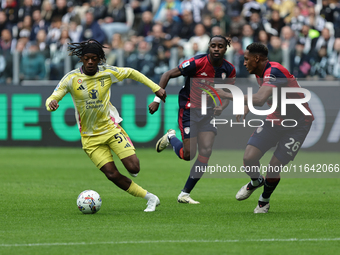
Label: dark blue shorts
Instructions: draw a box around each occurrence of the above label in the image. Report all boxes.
[247,120,312,165]
[178,108,217,140]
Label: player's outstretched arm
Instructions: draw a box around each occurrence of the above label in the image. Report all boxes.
[149,67,181,114]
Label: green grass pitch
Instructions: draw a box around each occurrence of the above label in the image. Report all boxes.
[0,147,339,255]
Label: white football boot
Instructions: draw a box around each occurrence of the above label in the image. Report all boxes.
[155,129,176,152]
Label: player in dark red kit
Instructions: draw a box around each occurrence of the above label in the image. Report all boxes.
[216,42,314,213]
[149,35,236,204]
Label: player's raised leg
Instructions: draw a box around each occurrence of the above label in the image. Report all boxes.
[156,129,176,152]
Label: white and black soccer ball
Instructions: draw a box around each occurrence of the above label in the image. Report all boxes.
[77,190,102,214]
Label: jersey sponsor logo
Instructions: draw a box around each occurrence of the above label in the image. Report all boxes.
[182,61,190,68]
[200,72,208,76]
[77,79,82,84]
[264,74,276,83]
[77,85,85,90]
[287,151,293,156]
[89,89,98,99]
[124,143,131,148]
[184,127,190,134]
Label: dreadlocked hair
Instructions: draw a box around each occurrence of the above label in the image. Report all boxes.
[209,35,231,48]
[67,39,107,63]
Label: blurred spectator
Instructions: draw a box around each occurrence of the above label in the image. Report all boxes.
[146,23,167,55]
[49,29,71,79]
[30,9,49,41]
[202,0,224,18]
[288,6,305,35]
[334,3,340,37]
[258,30,270,47]
[240,24,254,51]
[20,42,46,80]
[46,16,62,44]
[51,0,68,21]
[104,33,124,65]
[211,25,223,36]
[268,35,283,64]
[290,39,311,78]
[135,11,154,38]
[202,14,212,36]
[248,11,265,41]
[241,0,261,22]
[17,0,35,24]
[229,13,246,38]
[154,0,182,23]
[328,38,340,78]
[0,10,13,35]
[180,0,205,23]
[90,0,108,21]
[133,40,157,80]
[309,45,333,79]
[183,23,209,57]
[297,0,315,17]
[225,0,242,18]
[304,5,326,32]
[163,10,195,48]
[211,4,230,36]
[80,9,106,44]
[311,27,335,56]
[228,37,248,77]
[16,15,32,41]
[123,40,136,67]
[68,17,83,42]
[3,0,19,26]
[298,24,314,54]
[61,1,82,25]
[35,29,50,59]
[0,28,14,83]
[319,0,334,23]
[162,9,180,40]
[280,26,297,55]
[268,9,285,36]
[128,0,152,29]
[100,0,130,41]
[40,0,53,25]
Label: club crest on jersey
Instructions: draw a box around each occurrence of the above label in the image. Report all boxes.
[221,73,226,80]
[100,78,105,87]
[184,127,190,134]
[77,79,82,84]
[264,74,276,83]
[89,89,98,99]
[257,127,263,133]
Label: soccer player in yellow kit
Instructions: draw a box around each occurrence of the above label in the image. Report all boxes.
[46,39,166,212]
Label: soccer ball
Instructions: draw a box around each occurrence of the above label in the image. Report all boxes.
[77,190,102,214]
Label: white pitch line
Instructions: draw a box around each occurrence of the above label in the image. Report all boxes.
[1,238,340,247]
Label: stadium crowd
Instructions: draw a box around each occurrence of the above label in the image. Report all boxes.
[0,0,339,84]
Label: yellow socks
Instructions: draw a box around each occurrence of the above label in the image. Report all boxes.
[126,181,147,198]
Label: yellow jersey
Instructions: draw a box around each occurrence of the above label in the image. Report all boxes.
[46,65,160,136]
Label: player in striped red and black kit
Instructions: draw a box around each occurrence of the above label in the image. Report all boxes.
[216,42,314,213]
[149,35,236,204]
